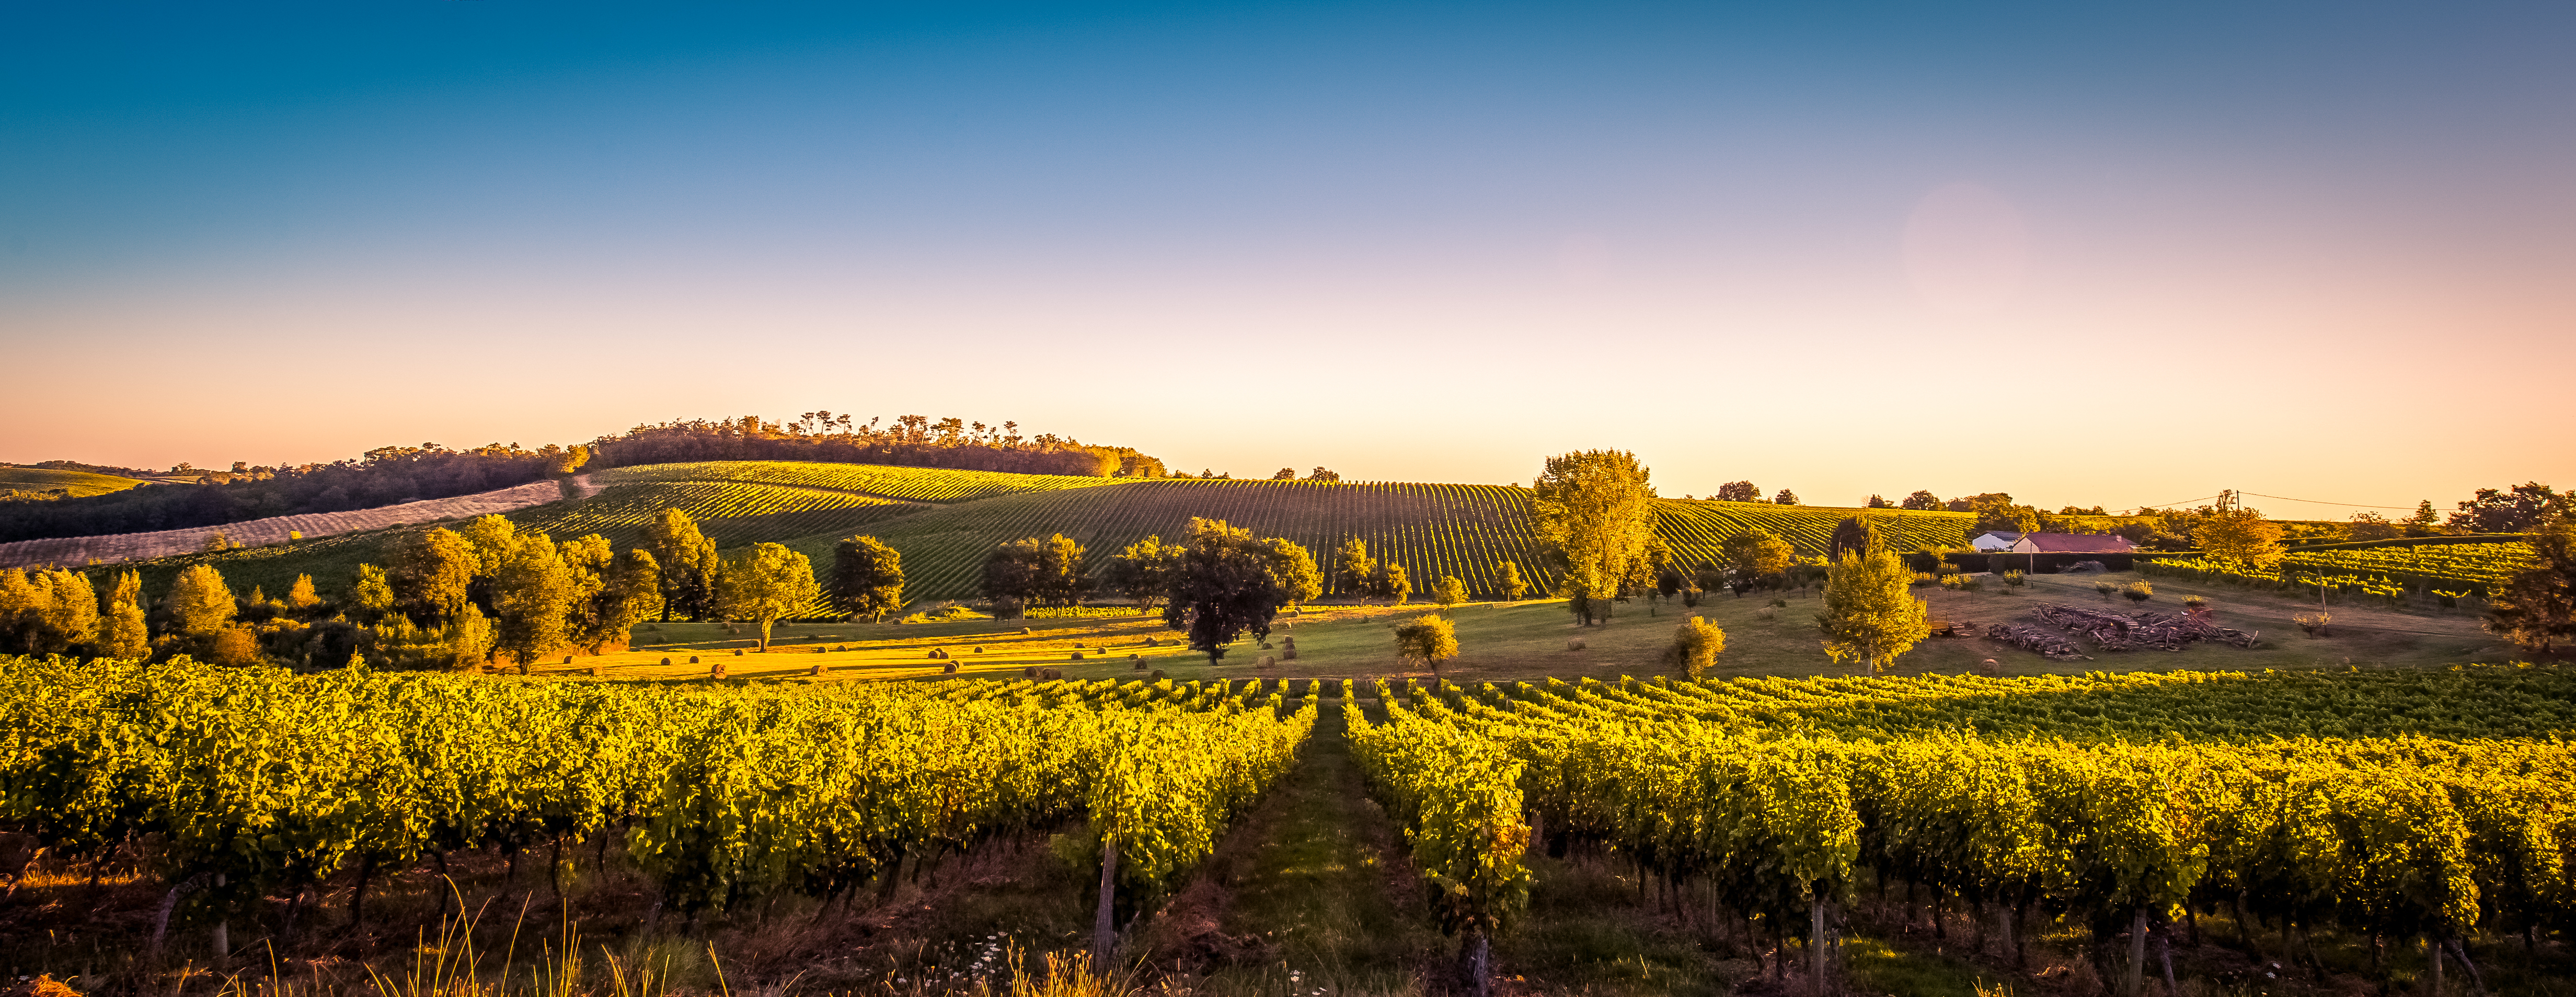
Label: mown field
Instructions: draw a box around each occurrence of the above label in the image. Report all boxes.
[0,466,151,498]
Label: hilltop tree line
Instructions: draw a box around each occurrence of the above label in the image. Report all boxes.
[0,443,586,544]
[588,413,1165,478]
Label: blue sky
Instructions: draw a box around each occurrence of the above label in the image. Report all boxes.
[6,2,2571,511]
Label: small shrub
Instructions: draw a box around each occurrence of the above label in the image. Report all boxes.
[1767,597,1789,609]
[1565,637,1586,651]
[2094,580,2118,600]
[2181,595,2207,611]
[2001,570,2026,589]
[2122,581,2153,604]
[2294,612,2331,637]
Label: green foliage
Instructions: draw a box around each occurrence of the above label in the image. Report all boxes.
[827,534,906,622]
[2200,508,2286,568]
[1662,614,1725,679]
[1394,613,1459,670]
[164,563,237,637]
[1816,537,1929,672]
[717,542,822,650]
[1720,529,1795,586]
[1432,574,1468,610]
[1531,450,1657,611]
[596,459,1123,503]
[1497,560,1527,602]
[1262,536,1323,607]
[2485,526,2576,654]
[1332,538,1377,598]
[1160,518,1295,663]
[980,533,1089,615]
[393,528,477,622]
[641,508,722,622]
[347,563,396,623]
[1101,534,1177,612]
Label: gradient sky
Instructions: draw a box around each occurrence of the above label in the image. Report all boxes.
[6,2,2571,515]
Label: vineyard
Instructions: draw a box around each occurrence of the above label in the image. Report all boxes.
[1653,500,1970,566]
[785,478,1556,601]
[0,656,1317,947]
[2,479,568,571]
[594,461,1126,503]
[510,480,920,550]
[2141,540,2537,600]
[0,466,150,499]
[1349,666,2576,993]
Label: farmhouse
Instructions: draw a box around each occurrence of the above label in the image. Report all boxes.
[1971,531,2023,552]
[2007,532,2136,554]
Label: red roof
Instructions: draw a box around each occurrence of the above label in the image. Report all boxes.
[2017,533,2135,553]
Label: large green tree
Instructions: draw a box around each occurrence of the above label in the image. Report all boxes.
[1395,613,1458,673]
[1497,561,1528,602]
[641,508,722,622]
[1162,518,1296,664]
[981,533,1089,617]
[1721,530,1795,590]
[392,528,476,622]
[2199,509,2286,568]
[719,542,822,651]
[2487,523,2576,655]
[1815,533,1929,673]
[163,563,238,638]
[97,570,151,659]
[827,535,907,622]
[1262,537,1324,607]
[1331,538,1377,598]
[490,530,576,666]
[1102,535,1178,612]
[1532,450,1657,625]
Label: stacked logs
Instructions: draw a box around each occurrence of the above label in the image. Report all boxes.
[2028,603,2260,651]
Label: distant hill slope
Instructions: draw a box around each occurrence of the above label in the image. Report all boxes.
[3,480,569,570]
[595,461,1125,503]
[81,461,1979,607]
[0,466,152,499]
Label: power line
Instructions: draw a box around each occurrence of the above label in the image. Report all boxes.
[2118,495,2221,514]
[2239,491,2420,510]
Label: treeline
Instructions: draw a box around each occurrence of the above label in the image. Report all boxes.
[0,443,585,544]
[0,507,834,670]
[589,412,1166,478]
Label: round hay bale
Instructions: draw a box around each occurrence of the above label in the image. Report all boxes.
[1071,652,1084,661]
[1258,655,1275,668]
[1566,637,1586,651]
[1151,669,1167,680]
[710,663,727,680]
[942,661,958,674]
[563,655,574,664]
[733,648,744,657]
[1283,647,1298,660]
[811,663,827,676]
[1133,657,1147,670]
[688,655,700,664]
[661,657,672,666]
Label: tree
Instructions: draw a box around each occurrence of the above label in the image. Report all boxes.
[1714,480,1760,502]
[1309,467,1341,482]
[827,535,906,622]
[1332,538,1378,598]
[1102,535,1178,613]
[393,528,477,622]
[1663,615,1726,679]
[1816,535,1930,673]
[641,508,721,622]
[2199,509,2285,568]
[595,548,665,649]
[164,564,238,638]
[2407,499,2442,534]
[718,542,821,651]
[1373,562,1412,604]
[1395,614,1459,673]
[1721,530,1795,589]
[1497,561,1528,602]
[1272,467,1296,480]
[3,569,99,656]
[1162,518,1295,663]
[97,571,150,659]
[1262,537,1323,607]
[981,534,1088,616]
[2344,511,2402,542]
[285,573,325,615]
[1865,495,1894,509]
[1774,489,1800,506]
[1433,575,1469,612]
[1900,490,1942,511]
[2486,524,2576,655]
[490,530,576,666]
[348,564,397,624]
[1532,450,1657,625]
[1963,494,2041,536]
[1828,517,1879,565]
[2450,483,2569,534]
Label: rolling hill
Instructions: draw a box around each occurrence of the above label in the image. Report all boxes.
[80,461,1983,605]
[0,466,152,499]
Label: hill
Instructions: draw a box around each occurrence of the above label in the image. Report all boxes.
[0,466,151,500]
[89,462,1984,608]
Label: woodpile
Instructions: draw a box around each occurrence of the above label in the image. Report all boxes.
[2028,603,2260,651]
[1982,623,2092,661]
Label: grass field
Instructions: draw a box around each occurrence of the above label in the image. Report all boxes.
[0,466,151,498]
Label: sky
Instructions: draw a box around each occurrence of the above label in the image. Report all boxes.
[4,1,2571,516]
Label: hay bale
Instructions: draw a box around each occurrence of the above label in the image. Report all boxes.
[1258,655,1276,668]
[1134,657,1147,670]
[661,657,672,666]
[710,663,727,680]
[1566,637,1586,651]
[811,663,827,676]
[942,661,958,674]
[563,655,574,664]
[733,648,744,657]
[1283,647,1297,660]
[688,655,700,664]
